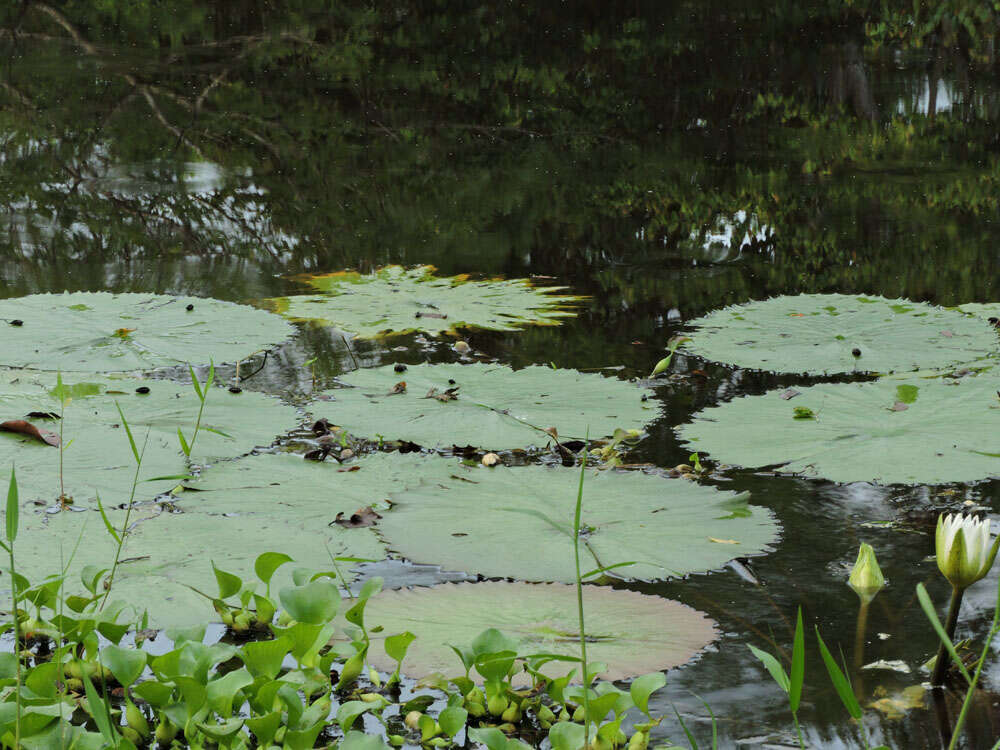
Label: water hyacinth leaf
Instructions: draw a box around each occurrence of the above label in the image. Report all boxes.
[319,362,655,448]
[254,552,294,585]
[680,372,1000,485]
[686,294,997,375]
[339,730,394,750]
[377,460,776,582]
[362,582,716,681]
[0,292,293,372]
[438,706,468,738]
[0,370,296,507]
[266,265,582,338]
[100,644,147,688]
[336,701,372,733]
[280,579,341,625]
[630,672,667,716]
[241,638,292,680]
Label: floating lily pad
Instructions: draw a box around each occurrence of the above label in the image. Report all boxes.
[364,582,717,681]
[0,292,293,371]
[266,265,581,338]
[5,452,414,627]
[685,294,997,375]
[958,302,1000,325]
[377,460,777,581]
[680,373,1000,485]
[0,370,297,507]
[319,363,656,448]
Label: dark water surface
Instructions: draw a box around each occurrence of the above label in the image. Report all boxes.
[3,3,1000,748]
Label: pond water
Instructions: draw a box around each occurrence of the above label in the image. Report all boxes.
[2,3,1000,748]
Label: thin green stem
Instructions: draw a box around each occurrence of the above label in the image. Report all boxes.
[932,585,965,686]
[947,573,1000,750]
[791,711,804,749]
[573,437,590,749]
[100,430,149,610]
[9,546,21,750]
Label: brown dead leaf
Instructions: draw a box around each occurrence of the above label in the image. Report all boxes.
[889,401,908,412]
[779,389,801,401]
[414,311,447,320]
[337,465,361,473]
[940,330,954,338]
[424,386,460,402]
[708,537,739,545]
[25,411,59,420]
[0,420,60,447]
[332,506,381,528]
[388,381,407,395]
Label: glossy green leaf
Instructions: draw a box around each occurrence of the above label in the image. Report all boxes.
[254,552,293,584]
[747,644,789,693]
[438,705,468,738]
[241,637,291,680]
[814,629,862,720]
[100,643,147,688]
[280,579,341,625]
[629,672,667,716]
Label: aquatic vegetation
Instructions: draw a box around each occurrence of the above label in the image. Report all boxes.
[0,368,297,507]
[267,265,582,339]
[0,292,293,372]
[363,582,716,681]
[376,460,777,582]
[680,372,1000,485]
[685,294,997,375]
[319,362,656,449]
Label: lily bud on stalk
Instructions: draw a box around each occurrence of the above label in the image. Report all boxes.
[931,513,1000,686]
[936,513,1000,590]
[848,542,885,604]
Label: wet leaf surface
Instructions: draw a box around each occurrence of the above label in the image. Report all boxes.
[266,265,582,338]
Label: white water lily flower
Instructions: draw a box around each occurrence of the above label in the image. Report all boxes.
[936,513,1000,590]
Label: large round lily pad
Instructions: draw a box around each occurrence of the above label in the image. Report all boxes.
[685,294,997,375]
[266,265,582,338]
[958,302,1000,325]
[377,460,777,581]
[319,362,656,448]
[679,373,1000,485]
[364,582,717,681]
[0,292,293,371]
[0,370,297,507]
[4,452,413,627]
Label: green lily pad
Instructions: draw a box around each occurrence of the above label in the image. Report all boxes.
[0,370,298,507]
[0,292,293,372]
[364,582,717,681]
[957,302,1000,324]
[5,452,411,627]
[679,373,1000,485]
[266,265,582,338]
[319,363,656,448]
[377,459,777,581]
[685,294,997,375]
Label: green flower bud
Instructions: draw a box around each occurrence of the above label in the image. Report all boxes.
[848,542,885,603]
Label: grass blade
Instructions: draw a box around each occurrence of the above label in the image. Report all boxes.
[671,704,699,750]
[814,627,861,720]
[95,493,122,544]
[5,466,17,543]
[115,402,140,465]
[177,427,191,457]
[188,363,203,401]
[789,607,805,713]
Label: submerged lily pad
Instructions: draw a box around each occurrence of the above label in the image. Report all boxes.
[267,265,581,338]
[680,373,1000,485]
[319,363,656,449]
[377,460,777,581]
[0,370,297,507]
[0,292,293,371]
[364,582,717,681]
[685,294,997,375]
[5,452,413,627]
